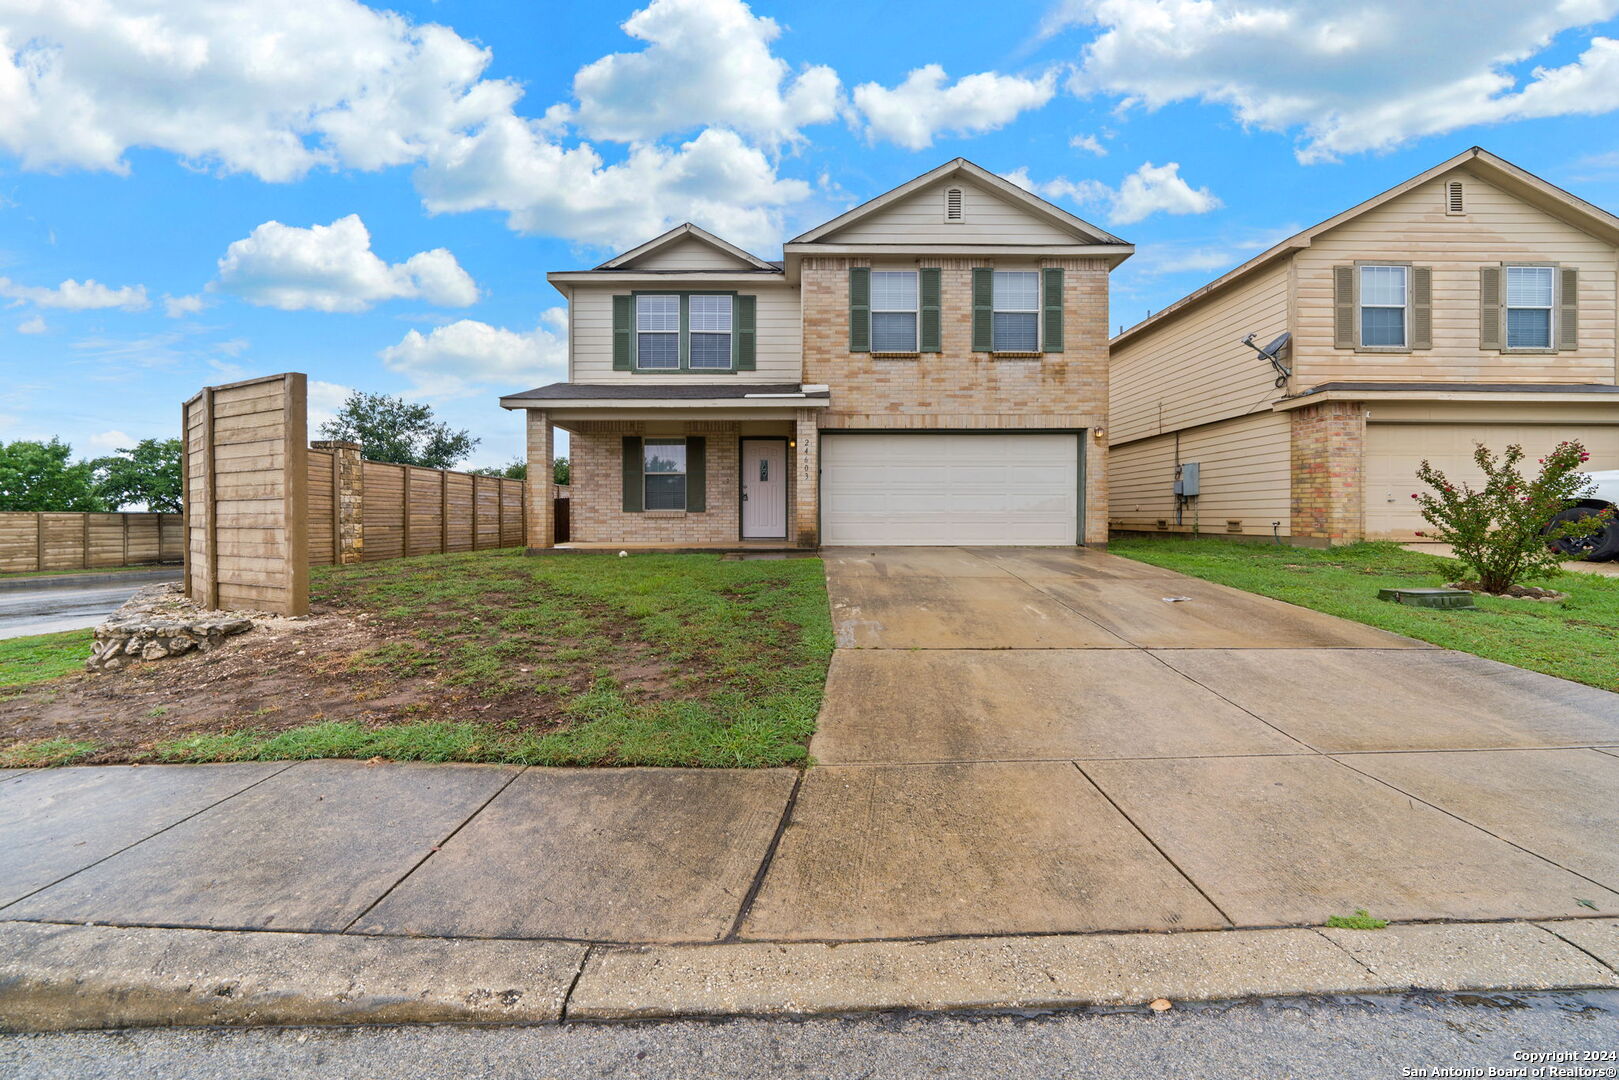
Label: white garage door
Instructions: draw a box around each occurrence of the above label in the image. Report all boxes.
[821,433,1080,546]
[1365,421,1619,538]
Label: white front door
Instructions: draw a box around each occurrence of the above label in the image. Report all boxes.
[741,439,788,539]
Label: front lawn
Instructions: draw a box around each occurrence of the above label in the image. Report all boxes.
[0,550,833,768]
[1110,537,1619,692]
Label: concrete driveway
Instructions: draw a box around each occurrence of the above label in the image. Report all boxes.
[2,547,1617,951]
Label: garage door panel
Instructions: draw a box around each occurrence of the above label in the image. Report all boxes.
[822,434,1080,546]
[1366,422,1619,539]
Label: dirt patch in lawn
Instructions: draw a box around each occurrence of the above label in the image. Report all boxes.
[0,549,832,768]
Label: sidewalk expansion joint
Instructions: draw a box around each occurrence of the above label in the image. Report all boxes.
[724,767,805,942]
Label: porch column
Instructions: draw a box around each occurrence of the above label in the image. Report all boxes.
[793,408,819,548]
[525,409,556,551]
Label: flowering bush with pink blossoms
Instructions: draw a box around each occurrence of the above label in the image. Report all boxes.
[1412,440,1607,594]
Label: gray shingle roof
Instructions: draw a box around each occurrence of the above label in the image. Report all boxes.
[502,382,827,401]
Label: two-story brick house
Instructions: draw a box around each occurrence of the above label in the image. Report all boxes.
[1108,147,1619,545]
[502,159,1133,549]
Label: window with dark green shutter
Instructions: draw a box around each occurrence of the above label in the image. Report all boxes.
[919,267,941,352]
[612,295,633,370]
[621,436,643,511]
[848,267,871,352]
[734,295,757,369]
[1041,268,1064,352]
[971,267,993,352]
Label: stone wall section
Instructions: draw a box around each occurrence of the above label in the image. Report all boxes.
[1290,401,1368,543]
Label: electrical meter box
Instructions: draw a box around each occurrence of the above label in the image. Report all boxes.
[1174,462,1200,497]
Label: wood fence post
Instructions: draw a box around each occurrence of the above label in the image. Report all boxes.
[402,466,412,558]
[498,479,505,547]
[181,398,192,598]
[331,450,341,565]
[440,470,449,554]
[82,514,90,568]
[202,386,219,609]
[122,514,130,567]
[35,512,43,573]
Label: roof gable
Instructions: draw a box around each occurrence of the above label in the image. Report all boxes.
[1112,147,1619,348]
[792,158,1125,246]
[597,223,777,271]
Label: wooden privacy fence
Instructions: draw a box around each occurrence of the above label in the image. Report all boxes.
[0,512,182,573]
[305,442,524,565]
[185,372,527,615]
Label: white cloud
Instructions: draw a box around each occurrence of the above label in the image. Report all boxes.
[17,315,46,334]
[1070,133,1107,155]
[569,0,841,143]
[165,294,206,318]
[308,380,353,430]
[417,125,809,252]
[0,277,150,311]
[214,215,478,312]
[379,309,569,398]
[1051,0,1619,162]
[853,65,1057,150]
[0,0,521,181]
[1004,161,1219,225]
[87,429,131,452]
[1125,224,1302,276]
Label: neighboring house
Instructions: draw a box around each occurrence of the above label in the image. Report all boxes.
[502,159,1133,548]
[1108,147,1619,545]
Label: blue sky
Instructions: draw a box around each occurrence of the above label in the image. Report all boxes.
[3,0,1618,469]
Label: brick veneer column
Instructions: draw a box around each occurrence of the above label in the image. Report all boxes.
[525,410,555,551]
[310,440,364,564]
[793,409,820,548]
[1290,401,1367,544]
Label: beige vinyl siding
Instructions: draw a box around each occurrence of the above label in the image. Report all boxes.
[1295,171,1618,384]
[624,236,759,271]
[830,179,1079,245]
[1109,261,1290,445]
[1108,411,1292,536]
[1364,410,1619,538]
[569,281,803,383]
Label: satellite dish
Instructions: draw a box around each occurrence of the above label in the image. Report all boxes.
[1241,332,1292,387]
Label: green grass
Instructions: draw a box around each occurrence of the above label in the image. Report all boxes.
[1326,908,1390,930]
[0,629,92,695]
[1110,537,1619,691]
[153,549,834,769]
[0,737,98,768]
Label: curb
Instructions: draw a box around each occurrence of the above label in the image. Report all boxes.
[1,918,1615,1032]
[0,568,182,593]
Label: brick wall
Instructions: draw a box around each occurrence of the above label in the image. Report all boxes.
[1290,401,1367,543]
[799,255,1112,544]
[566,421,798,545]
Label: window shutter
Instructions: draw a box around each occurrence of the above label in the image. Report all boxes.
[685,436,706,512]
[848,267,870,353]
[734,295,757,370]
[1042,267,1065,353]
[621,436,643,513]
[612,295,633,370]
[1332,266,1355,349]
[1479,266,1503,350]
[1410,266,1433,349]
[918,268,942,352]
[972,267,994,352]
[1558,266,1579,350]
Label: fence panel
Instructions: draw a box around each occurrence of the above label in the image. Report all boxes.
[0,512,183,573]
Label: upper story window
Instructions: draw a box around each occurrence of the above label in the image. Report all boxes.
[1359,264,1407,348]
[870,271,918,352]
[643,438,687,510]
[1505,265,1554,349]
[636,294,679,370]
[688,294,733,370]
[993,271,1040,351]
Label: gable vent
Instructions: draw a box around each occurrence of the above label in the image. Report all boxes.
[945,186,964,222]
[1445,179,1465,216]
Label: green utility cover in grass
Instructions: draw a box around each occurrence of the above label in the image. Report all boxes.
[1377,588,1477,610]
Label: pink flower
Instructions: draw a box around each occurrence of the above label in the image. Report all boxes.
[1411,493,1419,499]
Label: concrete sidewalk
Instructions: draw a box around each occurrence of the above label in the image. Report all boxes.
[2,546,1618,1029]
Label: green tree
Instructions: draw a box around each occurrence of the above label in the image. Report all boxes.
[0,439,105,511]
[1414,440,1609,593]
[319,391,479,469]
[92,437,183,512]
[470,458,528,480]
[553,456,569,485]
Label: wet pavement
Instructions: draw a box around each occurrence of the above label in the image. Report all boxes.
[0,575,178,640]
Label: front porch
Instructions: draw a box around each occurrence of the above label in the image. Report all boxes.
[501,382,828,551]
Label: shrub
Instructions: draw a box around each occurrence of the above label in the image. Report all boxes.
[1413,440,1607,594]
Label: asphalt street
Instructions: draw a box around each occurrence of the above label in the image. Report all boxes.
[0,579,169,640]
[3,991,1616,1080]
